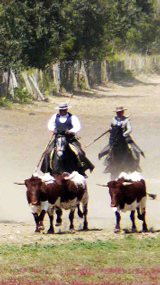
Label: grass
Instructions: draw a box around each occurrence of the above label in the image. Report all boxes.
[0,235,160,284]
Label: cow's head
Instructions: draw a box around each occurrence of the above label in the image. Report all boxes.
[25,176,43,206]
[107,180,123,207]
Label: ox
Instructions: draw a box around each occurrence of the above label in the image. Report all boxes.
[24,171,88,233]
[107,172,148,233]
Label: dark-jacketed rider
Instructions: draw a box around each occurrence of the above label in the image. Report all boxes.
[98,106,143,167]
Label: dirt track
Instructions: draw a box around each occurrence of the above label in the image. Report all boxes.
[1,74,160,244]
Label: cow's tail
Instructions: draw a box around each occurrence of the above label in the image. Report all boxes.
[77,204,83,218]
[147,193,157,200]
[140,179,157,200]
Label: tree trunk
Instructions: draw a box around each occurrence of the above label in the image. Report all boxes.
[22,72,34,96]
[28,74,45,100]
[81,61,91,90]
[53,61,61,93]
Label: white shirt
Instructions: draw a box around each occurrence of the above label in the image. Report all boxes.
[48,113,81,134]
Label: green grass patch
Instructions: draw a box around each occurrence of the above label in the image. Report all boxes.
[0,236,160,284]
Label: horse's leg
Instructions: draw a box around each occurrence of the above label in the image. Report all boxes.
[111,168,118,180]
[82,203,88,230]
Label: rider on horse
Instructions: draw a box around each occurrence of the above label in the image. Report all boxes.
[98,106,144,177]
[41,102,94,177]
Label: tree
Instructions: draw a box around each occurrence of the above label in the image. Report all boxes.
[103,0,157,54]
[58,0,110,61]
[1,0,160,72]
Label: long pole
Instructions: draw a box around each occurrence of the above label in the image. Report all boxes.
[84,129,110,148]
[34,133,54,173]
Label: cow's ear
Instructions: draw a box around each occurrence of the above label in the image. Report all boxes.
[26,192,31,203]
[25,179,29,187]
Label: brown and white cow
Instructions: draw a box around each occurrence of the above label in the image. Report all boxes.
[24,171,88,233]
[107,172,148,233]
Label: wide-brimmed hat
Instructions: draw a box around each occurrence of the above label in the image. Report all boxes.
[55,102,72,110]
[113,106,127,113]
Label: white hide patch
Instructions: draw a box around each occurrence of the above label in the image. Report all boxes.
[65,171,86,188]
[60,191,88,210]
[112,196,146,213]
[30,201,50,214]
[60,198,78,210]
[33,172,55,184]
[118,171,143,182]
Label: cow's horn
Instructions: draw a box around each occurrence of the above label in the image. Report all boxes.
[14,182,25,185]
[96,183,107,187]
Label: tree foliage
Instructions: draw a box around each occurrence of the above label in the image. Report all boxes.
[0,0,159,71]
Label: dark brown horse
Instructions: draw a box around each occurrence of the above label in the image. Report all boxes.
[41,134,79,175]
[100,125,141,179]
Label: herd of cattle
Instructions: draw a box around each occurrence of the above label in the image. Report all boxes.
[16,170,154,234]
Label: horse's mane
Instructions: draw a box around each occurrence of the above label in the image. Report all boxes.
[109,125,125,149]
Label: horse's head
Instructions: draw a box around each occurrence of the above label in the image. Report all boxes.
[55,134,68,158]
[50,134,79,174]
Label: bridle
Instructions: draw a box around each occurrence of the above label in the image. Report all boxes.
[55,135,68,158]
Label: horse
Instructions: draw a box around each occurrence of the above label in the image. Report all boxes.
[103,125,141,179]
[40,134,79,175]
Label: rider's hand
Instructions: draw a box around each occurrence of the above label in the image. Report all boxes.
[53,130,57,135]
[65,129,71,134]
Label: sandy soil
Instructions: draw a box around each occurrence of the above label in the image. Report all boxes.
[1,74,160,244]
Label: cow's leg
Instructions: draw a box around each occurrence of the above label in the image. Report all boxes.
[142,211,148,232]
[130,210,137,232]
[69,209,75,232]
[82,204,88,230]
[55,207,63,226]
[38,210,46,231]
[32,213,40,233]
[114,211,121,233]
[137,207,148,232]
[47,208,54,234]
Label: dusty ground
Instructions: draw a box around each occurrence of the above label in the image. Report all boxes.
[1,74,160,244]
